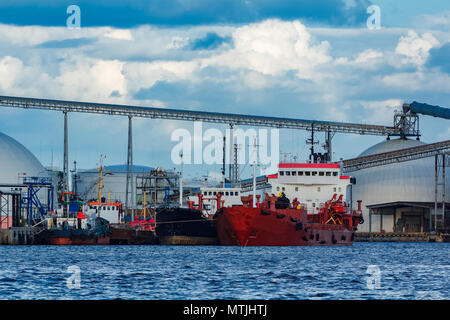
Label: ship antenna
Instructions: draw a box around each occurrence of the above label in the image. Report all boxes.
[97,155,106,204]
[179,151,183,207]
[306,125,319,163]
[222,136,226,187]
[252,136,260,208]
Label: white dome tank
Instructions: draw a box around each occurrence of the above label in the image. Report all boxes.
[349,138,450,232]
[0,132,47,184]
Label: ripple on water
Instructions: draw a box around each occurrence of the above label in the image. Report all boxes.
[0,243,448,300]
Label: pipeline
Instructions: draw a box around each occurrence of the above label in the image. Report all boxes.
[410,101,450,120]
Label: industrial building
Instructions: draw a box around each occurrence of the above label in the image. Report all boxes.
[349,138,450,233]
[0,132,55,242]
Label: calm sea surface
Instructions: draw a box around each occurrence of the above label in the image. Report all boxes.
[0,243,448,300]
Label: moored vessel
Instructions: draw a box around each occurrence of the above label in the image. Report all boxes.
[155,193,224,245]
[39,217,111,245]
[215,162,364,246]
[215,193,363,246]
[36,192,112,245]
[155,207,217,245]
[110,211,158,245]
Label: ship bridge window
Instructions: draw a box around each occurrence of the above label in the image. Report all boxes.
[295,187,298,191]
[208,192,212,196]
[312,171,317,176]
[279,171,284,176]
[333,172,338,176]
[326,172,331,176]
[213,192,217,195]
[286,171,291,176]
[298,171,303,176]
[276,187,280,191]
[319,172,324,176]
[225,192,229,196]
[235,192,239,196]
[292,171,297,176]
[317,187,321,192]
[204,191,207,195]
[305,171,311,176]
[230,192,234,196]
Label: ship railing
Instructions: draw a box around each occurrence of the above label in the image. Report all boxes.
[31,219,48,235]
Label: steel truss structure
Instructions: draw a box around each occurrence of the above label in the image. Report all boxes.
[0,95,400,135]
[341,140,450,173]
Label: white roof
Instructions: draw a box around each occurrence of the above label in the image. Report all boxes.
[349,138,450,206]
[0,132,47,184]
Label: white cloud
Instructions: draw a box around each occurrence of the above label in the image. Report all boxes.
[104,29,134,41]
[0,56,23,90]
[359,99,404,124]
[203,19,332,80]
[166,36,190,49]
[55,58,127,102]
[395,30,439,67]
[420,11,450,30]
[381,71,450,92]
[0,23,109,46]
[123,59,200,94]
[335,49,383,70]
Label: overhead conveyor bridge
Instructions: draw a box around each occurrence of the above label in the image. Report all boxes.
[0,95,399,136]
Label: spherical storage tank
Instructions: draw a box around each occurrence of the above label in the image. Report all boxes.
[349,138,450,233]
[0,132,47,184]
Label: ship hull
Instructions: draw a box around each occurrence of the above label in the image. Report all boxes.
[155,207,217,245]
[110,225,159,245]
[159,235,217,245]
[215,207,355,246]
[40,230,111,245]
[37,217,112,245]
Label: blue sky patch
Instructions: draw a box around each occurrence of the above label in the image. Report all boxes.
[191,33,232,50]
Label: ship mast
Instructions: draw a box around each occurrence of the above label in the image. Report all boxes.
[179,152,183,207]
[252,136,259,208]
[97,155,106,203]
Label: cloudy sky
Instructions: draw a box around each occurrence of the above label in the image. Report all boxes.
[0,0,449,180]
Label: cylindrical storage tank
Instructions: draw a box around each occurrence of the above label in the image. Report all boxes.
[348,138,450,233]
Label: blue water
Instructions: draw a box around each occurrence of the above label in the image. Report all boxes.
[0,243,448,300]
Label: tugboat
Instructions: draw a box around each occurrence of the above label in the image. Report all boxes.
[39,217,111,245]
[215,162,364,246]
[37,192,111,245]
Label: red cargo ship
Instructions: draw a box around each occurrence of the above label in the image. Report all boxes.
[215,193,363,246]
